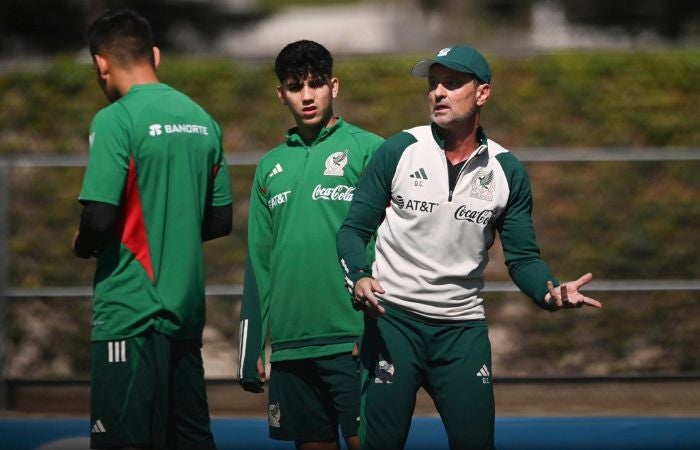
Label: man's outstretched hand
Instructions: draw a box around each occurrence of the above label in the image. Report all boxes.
[545,273,603,310]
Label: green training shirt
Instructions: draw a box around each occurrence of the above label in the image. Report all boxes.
[238,118,383,381]
[79,83,233,341]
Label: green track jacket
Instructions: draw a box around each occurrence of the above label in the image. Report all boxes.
[337,124,558,320]
[238,118,383,384]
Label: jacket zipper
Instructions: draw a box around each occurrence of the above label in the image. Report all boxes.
[447,145,486,202]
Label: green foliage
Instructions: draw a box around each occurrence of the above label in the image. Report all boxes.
[526,160,700,280]
[3,51,700,156]
[333,56,427,134]
[486,51,700,146]
[258,0,359,13]
[0,58,100,154]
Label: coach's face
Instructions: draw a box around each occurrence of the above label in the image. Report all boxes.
[277,73,338,131]
[428,64,489,129]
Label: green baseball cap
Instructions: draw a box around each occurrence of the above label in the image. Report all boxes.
[411,45,491,83]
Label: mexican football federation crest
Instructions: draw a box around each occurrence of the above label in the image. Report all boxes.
[469,169,495,201]
[268,402,281,428]
[374,360,395,384]
[324,150,348,176]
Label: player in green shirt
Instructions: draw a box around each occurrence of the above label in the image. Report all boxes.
[72,9,232,450]
[237,40,383,450]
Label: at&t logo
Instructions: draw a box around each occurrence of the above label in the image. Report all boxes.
[393,195,438,213]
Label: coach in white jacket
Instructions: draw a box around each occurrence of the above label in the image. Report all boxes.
[337,45,602,450]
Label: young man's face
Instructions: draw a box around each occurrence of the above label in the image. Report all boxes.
[427,64,489,129]
[277,73,339,131]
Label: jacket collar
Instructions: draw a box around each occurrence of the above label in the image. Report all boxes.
[286,117,345,147]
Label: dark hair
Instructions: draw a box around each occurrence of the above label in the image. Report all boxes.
[87,9,155,67]
[274,40,333,83]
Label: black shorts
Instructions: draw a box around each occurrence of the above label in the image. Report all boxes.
[268,352,360,443]
[90,329,216,450]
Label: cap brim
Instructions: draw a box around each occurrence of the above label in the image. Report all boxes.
[411,60,434,77]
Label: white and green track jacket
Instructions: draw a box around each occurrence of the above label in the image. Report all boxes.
[337,124,558,321]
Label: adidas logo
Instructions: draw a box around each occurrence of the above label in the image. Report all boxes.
[410,168,428,180]
[410,168,428,186]
[269,163,283,177]
[108,340,126,363]
[476,364,490,378]
[92,419,107,433]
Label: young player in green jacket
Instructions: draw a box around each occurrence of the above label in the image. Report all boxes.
[72,9,232,450]
[238,40,383,450]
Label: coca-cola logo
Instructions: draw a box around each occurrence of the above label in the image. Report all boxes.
[454,206,496,225]
[311,184,355,202]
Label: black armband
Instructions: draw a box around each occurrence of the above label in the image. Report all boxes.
[202,203,233,241]
[74,201,118,258]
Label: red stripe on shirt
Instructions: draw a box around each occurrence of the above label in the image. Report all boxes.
[119,157,155,281]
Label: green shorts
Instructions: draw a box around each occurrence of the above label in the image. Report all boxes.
[90,329,215,450]
[268,352,360,443]
[359,304,495,450]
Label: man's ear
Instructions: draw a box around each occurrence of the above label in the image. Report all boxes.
[152,46,161,69]
[276,85,287,105]
[330,77,339,99]
[476,83,490,107]
[94,54,109,79]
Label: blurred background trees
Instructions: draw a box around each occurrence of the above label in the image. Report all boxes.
[1,0,699,57]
